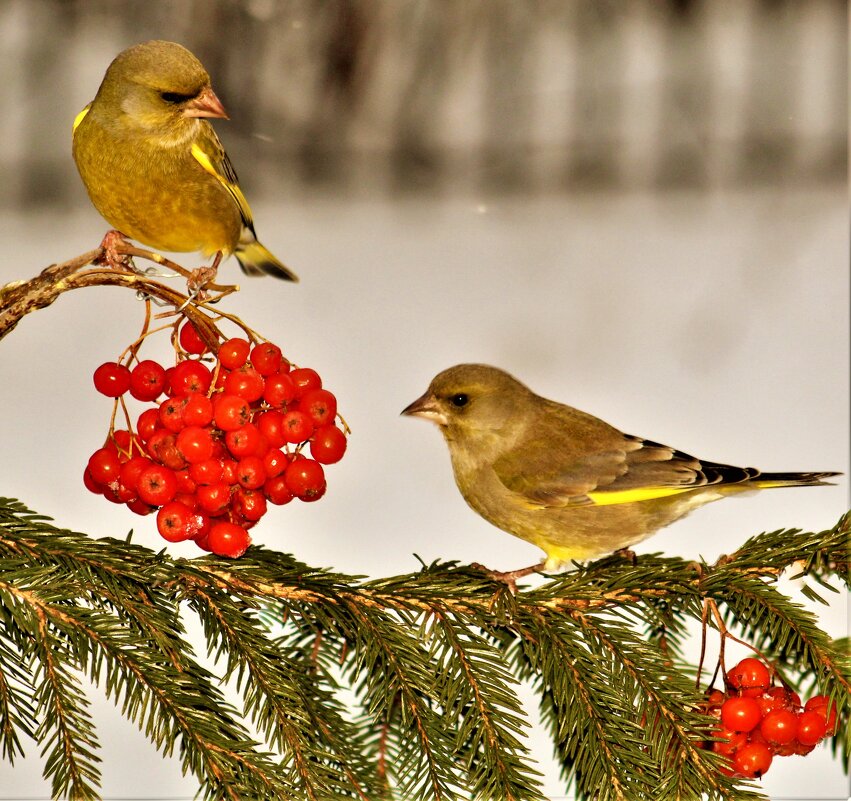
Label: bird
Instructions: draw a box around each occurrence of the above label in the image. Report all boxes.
[402,364,839,575]
[72,40,297,281]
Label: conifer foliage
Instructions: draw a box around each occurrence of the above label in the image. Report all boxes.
[0,498,847,800]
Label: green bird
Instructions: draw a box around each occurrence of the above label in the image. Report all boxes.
[402,364,839,572]
[72,40,297,281]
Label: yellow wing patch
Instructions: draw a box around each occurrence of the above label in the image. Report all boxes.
[586,486,695,506]
[190,143,253,225]
[72,105,90,134]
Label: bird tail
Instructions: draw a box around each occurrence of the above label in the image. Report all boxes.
[234,234,299,282]
[750,471,841,489]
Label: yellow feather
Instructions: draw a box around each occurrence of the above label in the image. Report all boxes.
[190,143,253,224]
[586,486,695,506]
[72,105,90,134]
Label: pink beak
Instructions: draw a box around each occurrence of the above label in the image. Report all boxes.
[401,392,448,425]
[183,86,229,120]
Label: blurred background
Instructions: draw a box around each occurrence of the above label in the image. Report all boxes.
[0,0,846,201]
[0,1,847,799]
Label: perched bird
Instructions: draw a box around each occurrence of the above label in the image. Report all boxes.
[402,364,839,573]
[72,40,297,281]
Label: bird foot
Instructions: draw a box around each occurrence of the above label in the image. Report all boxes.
[186,252,224,300]
[95,230,134,271]
[612,547,638,565]
[470,561,545,594]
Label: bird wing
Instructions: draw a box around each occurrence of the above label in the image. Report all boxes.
[493,410,756,509]
[72,104,91,134]
[189,127,255,230]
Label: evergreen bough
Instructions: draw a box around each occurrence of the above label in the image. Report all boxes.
[0,498,847,800]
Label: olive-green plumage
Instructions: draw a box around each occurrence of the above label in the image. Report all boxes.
[72,40,297,281]
[402,364,839,570]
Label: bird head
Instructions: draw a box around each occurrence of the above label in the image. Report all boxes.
[402,364,535,447]
[93,40,228,133]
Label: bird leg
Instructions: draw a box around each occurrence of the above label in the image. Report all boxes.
[186,251,224,301]
[95,230,135,271]
[470,560,545,593]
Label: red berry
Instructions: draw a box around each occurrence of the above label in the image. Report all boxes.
[796,710,828,745]
[264,475,294,505]
[249,342,284,376]
[156,501,196,542]
[224,364,265,402]
[178,321,208,355]
[225,423,262,458]
[119,456,153,494]
[174,491,198,509]
[263,372,296,407]
[176,425,215,464]
[88,448,122,485]
[756,686,793,717]
[804,695,838,734]
[158,396,186,432]
[136,464,178,506]
[262,448,288,478]
[126,498,154,516]
[129,359,167,401]
[281,409,314,443]
[217,338,250,370]
[712,728,747,756]
[733,741,772,778]
[213,394,251,431]
[146,430,186,471]
[112,428,134,452]
[220,459,238,485]
[136,408,160,442]
[196,482,232,515]
[232,487,268,521]
[83,466,103,495]
[759,708,798,745]
[236,455,266,490]
[289,367,322,398]
[310,425,347,464]
[183,393,213,427]
[727,658,771,697]
[208,521,250,558]
[720,696,762,733]
[168,360,212,396]
[189,458,224,486]
[299,389,337,426]
[792,740,816,756]
[284,458,326,501]
[93,362,131,397]
[704,689,726,711]
[257,409,287,447]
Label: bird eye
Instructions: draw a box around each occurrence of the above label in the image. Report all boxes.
[160,91,196,104]
[449,393,469,408]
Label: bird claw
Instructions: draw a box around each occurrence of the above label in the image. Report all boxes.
[612,547,638,566]
[470,561,544,594]
[95,230,135,271]
[186,251,224,301]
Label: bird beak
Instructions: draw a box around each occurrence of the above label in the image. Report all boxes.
[401,392,448,425]
[183,86,229,120]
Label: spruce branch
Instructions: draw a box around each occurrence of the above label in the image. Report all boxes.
[0,498,848,800]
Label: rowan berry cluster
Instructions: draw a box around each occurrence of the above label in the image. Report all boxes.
[702,657,839,779]
[85,321,347,558]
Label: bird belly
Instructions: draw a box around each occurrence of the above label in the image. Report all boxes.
[73,123,241,256]
[455,463,724,569]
